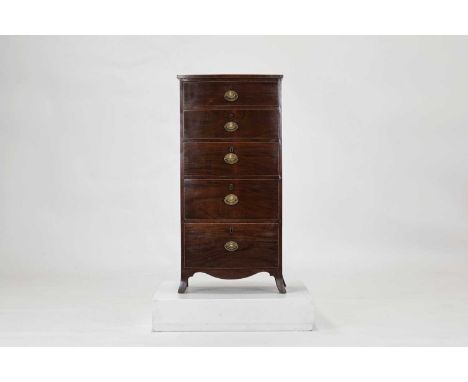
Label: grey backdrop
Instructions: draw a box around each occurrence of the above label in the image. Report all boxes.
[2,36,467,276]
[1,37,468,345]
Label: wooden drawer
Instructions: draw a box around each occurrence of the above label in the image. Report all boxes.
[184,179,279,220]
[183,109,279,139]
[184,142,279,177]
[184,223,278,268]
[183,81,279,107]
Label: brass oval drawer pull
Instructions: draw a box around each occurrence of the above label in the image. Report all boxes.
[224,241,238,252]
[224,90,238,102]
[224,193,238,206]
[224,121,238,132]
[224,152,238,164]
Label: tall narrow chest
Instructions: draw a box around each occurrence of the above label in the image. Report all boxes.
[177,74,286,293]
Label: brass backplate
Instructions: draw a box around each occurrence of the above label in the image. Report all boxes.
[224,193,238,206]
[224,152,238,164]
[224,241,239,252]
[224,121,239,132]
[224,90,238,102]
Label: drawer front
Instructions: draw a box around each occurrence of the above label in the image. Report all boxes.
[184,142,279,177]
[183,81,279,107]
[184,223,278,268]
[184,179,279,220]
[183,109,279,139]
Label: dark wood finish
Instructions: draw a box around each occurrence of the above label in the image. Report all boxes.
[183,81,279,108]
[178,74,285,293]
[177,74,283,80]
[184,179,279,220]
[181,268,283,280]
[184,142,279,177]
[275,276,287,294]
[183,109,279,140]
[178,279,188,294]
[184,223,279,268]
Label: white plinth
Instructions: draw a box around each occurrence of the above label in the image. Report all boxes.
[152,280,314,332]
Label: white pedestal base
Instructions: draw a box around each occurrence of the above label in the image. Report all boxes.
[152,280,314,332]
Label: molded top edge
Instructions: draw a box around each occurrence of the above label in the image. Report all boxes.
[177,74,283,80]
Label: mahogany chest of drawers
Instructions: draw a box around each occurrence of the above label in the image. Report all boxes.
[177,74,286,293]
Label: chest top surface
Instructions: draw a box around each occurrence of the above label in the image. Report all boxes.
[177,74,283,80]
